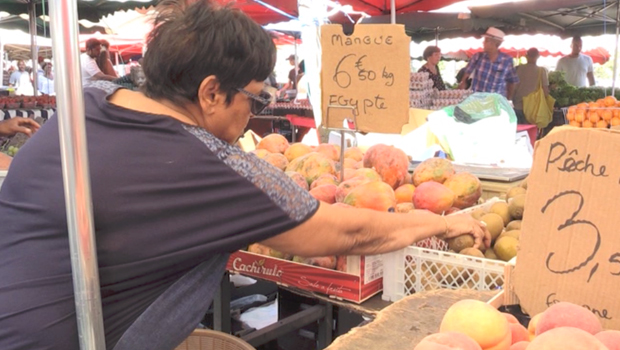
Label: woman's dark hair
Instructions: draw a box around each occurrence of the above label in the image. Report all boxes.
[142,0,276,105]
[423,46,441,60]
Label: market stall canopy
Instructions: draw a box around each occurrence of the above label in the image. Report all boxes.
[0,0,160,22]
[0,13,108,36]
[359,0,619,42]
[469,0,619,38]
[0,29,52,60]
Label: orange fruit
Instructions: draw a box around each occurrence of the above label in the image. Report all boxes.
[566,111,576,121]
[613,109,620,118]
[601,109,613,121]
[569,120,581,127]
[577,102,588,109]
[588,102,598,108]
[588,110,600,123]
[596,119,608,128]
[568,106,577,113]
[582,120,594,128]
[575,110,586,122]
[604,96,618,107]
[611,117,620,126]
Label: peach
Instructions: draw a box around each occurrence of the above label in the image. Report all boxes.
[343,181,397,212]
[344,146,364,161]
[310,174,339,189]
[342,157,359,169]
[353,167,383,182]
[527,313,542,341]
[508,341,529,350]
[309,184,338,204]
[440,299,511,350]
[414,332,482,350]
[395,184,416,204]
[285,171,309,191]
[334,176,373,202]
[256,133,289,154]
[413,182,455,215]
[595,330,620,350]
[508,323,529,344]
[316,143,341,161]
[535,302,603,336]
[263,152,289,170]
[284,142,313,161]
[528,327,609,350]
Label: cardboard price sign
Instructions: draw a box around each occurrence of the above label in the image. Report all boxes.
[320,24,410,134]
[513,127,620,329]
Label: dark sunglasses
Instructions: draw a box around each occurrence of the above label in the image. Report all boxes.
[236,88,272,115]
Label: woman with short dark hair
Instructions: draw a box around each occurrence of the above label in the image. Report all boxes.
[419,45,446,90]
[0,1,489,349]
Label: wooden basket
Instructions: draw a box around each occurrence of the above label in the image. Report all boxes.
[175,329,256,350]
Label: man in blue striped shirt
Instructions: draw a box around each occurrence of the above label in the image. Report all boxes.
[458,27,519,100]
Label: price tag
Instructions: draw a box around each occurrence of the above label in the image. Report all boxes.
[320,24,410,133]
[513,127,620,329]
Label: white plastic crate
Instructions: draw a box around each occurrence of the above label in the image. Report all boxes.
[382,197,507,302]
[382,246,507,302]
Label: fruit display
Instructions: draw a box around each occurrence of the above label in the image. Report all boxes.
[0,95,56,109]
[549,70,620,108]
[244,135,484,270]
[461,179,528,263]
[413,299,619,350]
[564,96,620,128]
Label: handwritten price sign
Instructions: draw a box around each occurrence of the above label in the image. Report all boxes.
[320,25,410,133]
[514,127,620,329]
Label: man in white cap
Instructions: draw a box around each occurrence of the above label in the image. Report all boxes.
[458,27,519,99]
[556,36,595,87]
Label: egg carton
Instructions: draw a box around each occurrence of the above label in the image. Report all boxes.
[435,89,473,100]
[410,72,430,83]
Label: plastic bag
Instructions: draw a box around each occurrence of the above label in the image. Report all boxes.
[426,94,517,165]
[443,92,517,124]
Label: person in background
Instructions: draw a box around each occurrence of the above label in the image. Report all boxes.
[36,56,45,77]
[455,67,471,90]
[418,46,446,90]
[556,36,595,87]
[97,39,118,78]
[512,48,549,124]
[38,62,55,95]
[458,27,519,99]
[0,1,489,349]
[80,38,117,85]
[278,54,297,98]
[9,60,34,96]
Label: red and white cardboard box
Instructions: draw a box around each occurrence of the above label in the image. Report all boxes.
[227,251,383,303]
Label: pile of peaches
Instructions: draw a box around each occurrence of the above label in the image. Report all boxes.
[565,96,620,128]
[413,299,618,350]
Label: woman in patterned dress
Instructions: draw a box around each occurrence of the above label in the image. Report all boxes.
[418,46,446,90]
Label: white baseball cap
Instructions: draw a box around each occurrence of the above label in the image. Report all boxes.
[482,27,505,42]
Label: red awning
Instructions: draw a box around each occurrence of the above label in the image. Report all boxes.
[335,0,467,15]
[217,0,298,25]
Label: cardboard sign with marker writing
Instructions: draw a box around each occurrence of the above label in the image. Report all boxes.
[320,24,410,133]
[513,126,620,329]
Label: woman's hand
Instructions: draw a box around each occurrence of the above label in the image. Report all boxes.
[440,213,491,250]
[0,117,41,137]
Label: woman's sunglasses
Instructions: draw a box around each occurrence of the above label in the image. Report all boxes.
[236,88,272,115]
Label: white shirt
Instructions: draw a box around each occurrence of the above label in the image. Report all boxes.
[9,70,34,96]
[556,53,594,87]
[38,75,55,95]
[80,52,102,85]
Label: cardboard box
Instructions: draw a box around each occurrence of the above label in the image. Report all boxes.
[227,251,383,303]
[513,126,620,329]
